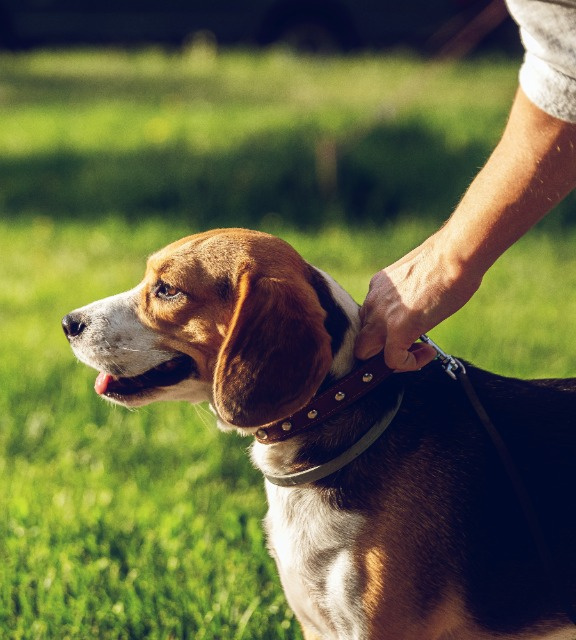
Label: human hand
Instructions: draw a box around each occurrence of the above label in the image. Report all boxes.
[354,90,576,372]
[354,231,482,371]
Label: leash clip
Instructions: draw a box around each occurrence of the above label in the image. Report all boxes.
[419,334,461,380]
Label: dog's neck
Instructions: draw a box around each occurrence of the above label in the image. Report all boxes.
[311,266,362,381]
[251,267,393,481]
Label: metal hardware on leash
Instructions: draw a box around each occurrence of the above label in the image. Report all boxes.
[419,334,461,380]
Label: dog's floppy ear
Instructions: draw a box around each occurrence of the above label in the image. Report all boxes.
[213,269,333,428]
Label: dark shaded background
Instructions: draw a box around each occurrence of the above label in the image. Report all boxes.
[0,0,518,55]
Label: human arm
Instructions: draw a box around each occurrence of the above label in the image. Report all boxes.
[354,88,576,370]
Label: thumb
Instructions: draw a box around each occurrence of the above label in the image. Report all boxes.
[354,323,385,361]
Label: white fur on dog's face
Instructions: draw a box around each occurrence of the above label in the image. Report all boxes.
[69,287,165,375]
[65,286,212,408]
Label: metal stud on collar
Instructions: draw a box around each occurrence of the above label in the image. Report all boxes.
[253,351,395,445]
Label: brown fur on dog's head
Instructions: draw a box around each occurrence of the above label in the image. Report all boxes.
[138,228,333,427]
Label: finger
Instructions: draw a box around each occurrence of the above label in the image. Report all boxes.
[383,344,418,371]
[407,342,438,369]
[354,323,386,360]
[384,341,437,372]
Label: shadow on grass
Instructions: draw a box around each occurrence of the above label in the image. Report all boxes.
[3,119,574,228]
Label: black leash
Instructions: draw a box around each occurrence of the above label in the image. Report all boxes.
[420,334,576,626]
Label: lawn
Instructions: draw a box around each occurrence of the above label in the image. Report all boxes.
[0,45,530,226]
[2,47,576,639]
[3,214,576,639]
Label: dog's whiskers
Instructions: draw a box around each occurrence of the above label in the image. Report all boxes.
[193,403,215,432]
[117,347,172,354]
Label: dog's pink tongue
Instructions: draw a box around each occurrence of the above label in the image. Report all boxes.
[95,372,112,395]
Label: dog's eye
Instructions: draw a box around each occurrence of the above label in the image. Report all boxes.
[153,281,181,300]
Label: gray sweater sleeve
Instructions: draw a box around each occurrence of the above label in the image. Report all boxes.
[506,0,576,122]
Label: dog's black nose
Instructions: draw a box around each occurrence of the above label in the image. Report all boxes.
[62,313,87,339]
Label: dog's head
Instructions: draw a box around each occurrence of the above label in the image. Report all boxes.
[63,228,355,431]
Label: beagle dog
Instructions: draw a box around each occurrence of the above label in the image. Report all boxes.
[62,228,576,640]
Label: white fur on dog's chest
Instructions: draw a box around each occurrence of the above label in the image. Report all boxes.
[264,481,367,639]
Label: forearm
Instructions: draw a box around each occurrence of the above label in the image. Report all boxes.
[439,88,576,281]
[355,89,576,368]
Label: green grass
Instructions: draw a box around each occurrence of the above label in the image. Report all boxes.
[3,214,576,638]
[3,47,576,638]
[0,46,537,226]
[1,217,297,640]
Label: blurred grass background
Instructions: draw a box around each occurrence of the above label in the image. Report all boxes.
[4,45,565,226]
[2,46,576,638]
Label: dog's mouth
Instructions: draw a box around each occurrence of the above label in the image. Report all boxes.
[95,353,196,400]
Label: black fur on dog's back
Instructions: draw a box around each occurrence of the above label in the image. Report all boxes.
[453,367,576,632]
[296,361,576,634]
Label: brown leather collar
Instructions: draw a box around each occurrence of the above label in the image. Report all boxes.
[254,352,394,444]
